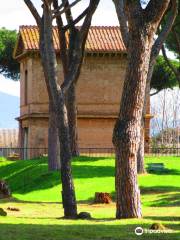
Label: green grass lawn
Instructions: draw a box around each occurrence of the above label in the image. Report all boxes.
[0,156,180,240]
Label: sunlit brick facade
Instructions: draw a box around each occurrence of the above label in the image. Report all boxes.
[14,26,152,158]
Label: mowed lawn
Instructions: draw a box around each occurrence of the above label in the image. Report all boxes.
[0,156,180,240]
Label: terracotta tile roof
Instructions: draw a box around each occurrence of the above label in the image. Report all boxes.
[15,25,126,58]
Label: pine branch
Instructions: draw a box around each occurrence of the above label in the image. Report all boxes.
[113,0,129,48]
[53,0,81,19]
[53,0,68,76]
[62,0,73,25]
[162,44,180,87]
[172,26,180,57]
[144,0,171,24]
[24,0,41,26]
[60,0,100,94]
[151,0,178,61]
[80,0,100,41]
[63,7,89,31]
[150,90,161,96]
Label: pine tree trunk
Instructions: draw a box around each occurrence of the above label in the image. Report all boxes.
[113,28,154,218]
[137,124,146,174]
[137,94,147,175]
[56,95,77,218]
[48,100,59,171]
[56,134,61,169]
[114,145,142,218]
[137,61,154,174]
[66,83,79,157]
[38,8,77,218]
[113,1,177,200]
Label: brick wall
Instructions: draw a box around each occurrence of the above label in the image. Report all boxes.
[18,53,151,155]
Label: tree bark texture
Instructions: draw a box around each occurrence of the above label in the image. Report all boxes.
[66,83,79,157]
[137,121,146,174]
[113,36,152,218]
[136,0,178,173]
[25,0,100,219]
[137,59,154,174]
[137,78,152,174]
[60,27,83,157]
[56,95,77,218]
[48,100,59,170]
[113,0,171,219]
[39,6,77,218]
[54,0,100,157]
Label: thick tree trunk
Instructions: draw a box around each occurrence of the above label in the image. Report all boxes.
[137,60,154,174]
[137,123,146,174]
[137,91,147,175]
[114,0,177,182]
[66,83,79,157]
[38,7,77,218]
[48,100,59,171]
[56,134,61,169]
[113,30,153,218]
[114,146,142,218]
[56,95,77,218]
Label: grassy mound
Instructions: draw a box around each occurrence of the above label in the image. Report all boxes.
[0,156,180,240]
[0,156,179,205]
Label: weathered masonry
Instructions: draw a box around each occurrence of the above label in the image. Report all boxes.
[14,26,152,158]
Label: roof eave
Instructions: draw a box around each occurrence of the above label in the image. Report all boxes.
[15,49,127,61]
[13,50,32,61]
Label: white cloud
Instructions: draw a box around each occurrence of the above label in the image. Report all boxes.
[0,75,20,97]
[0,0,118,30]
[71,0,118,26]
[0,1,35,30]
[0,0,46,30]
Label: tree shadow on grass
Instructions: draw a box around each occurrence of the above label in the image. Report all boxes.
[5,196,94,204]
[146,168,180,175]
[0,222,178,240]
[1,197,61,204]
[148,192,180,207]
[0,158,47,179]
[0,159,114,195]
[140,186,180,194]
[73,165,114,179]
[145,216,180,222]
[109,189,180,208]
[73,156,113,163]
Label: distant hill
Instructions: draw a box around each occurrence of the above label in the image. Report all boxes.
[0,92,19,128]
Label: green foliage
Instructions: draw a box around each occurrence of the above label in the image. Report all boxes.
[151,56,179,91]
[164,1,180,57]
[0,28,19,80]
